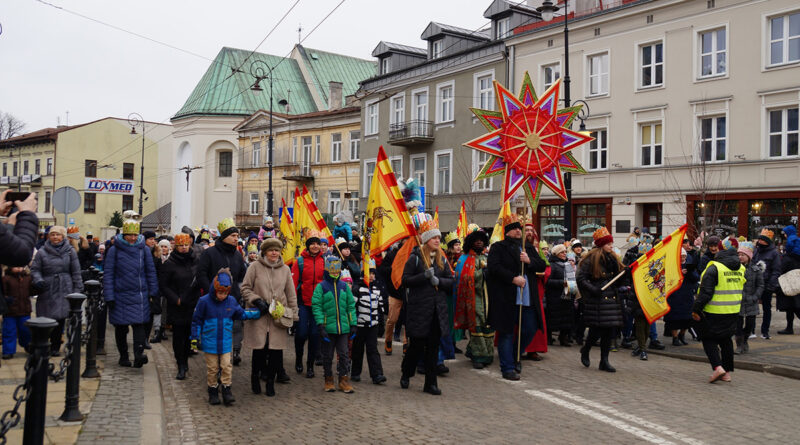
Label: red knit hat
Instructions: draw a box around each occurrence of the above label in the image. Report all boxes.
[593,227,613,248]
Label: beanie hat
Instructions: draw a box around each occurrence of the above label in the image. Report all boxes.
[248,231,258,241]
[412,213,441,244]
[705,235,721,247]
[324,256,342,277]
[264,216,273,223]
[50,225,67,238]
[738,241,754,259]
[261,237,282,254]
[174,233,192,246]
[551,244,567,256]
[158,239,171,249]
[143,231,157,240]
[218,218,238,241]
[593,227,613,248]
[213,268,232,294]
[722,236,739,251]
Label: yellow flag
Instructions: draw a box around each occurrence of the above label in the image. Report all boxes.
[293,187,313,256]
[363,146,416,284]
[489,200,512,245]
[631,224,689,323]
[279,198,296,264]
[456,200,469,242]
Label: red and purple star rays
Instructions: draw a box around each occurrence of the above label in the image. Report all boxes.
[464,72,592,209]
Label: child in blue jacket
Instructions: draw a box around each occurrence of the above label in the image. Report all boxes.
[191,268,261,406]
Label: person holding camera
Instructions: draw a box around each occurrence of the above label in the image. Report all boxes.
[0,191,39,319]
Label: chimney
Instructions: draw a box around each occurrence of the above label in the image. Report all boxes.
[328,81,343,110]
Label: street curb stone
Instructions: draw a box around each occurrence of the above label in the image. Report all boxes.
[648,349,800,380]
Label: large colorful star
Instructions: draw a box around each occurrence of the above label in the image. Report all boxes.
[463,72,592,209]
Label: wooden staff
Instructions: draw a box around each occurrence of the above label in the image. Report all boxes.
[600,269,628,291]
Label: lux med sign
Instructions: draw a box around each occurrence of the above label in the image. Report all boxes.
[85,178,135,195]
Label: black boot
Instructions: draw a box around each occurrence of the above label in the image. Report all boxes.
[580,345,591,367]
[208,386,221,405]
[599,355,616,372]
[160,329,168,341]
[276,369,291,383]
[232,348,241,366]
[150,328,162,344]
[176,364,186,380]
[221,385,235,406]
[559,331,571,347]
[265,378,275,397]
[251,371,261,394]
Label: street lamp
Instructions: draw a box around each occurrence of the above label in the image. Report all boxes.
[128,113,145,217]
[250,60,289,218]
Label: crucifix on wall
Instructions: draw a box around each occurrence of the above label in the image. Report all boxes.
[179,165,203,192]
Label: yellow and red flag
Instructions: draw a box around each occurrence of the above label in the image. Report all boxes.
[279,198,296,264]
[489,200,513,245]
[456,200,469,241]
[293,187,312,255]
[363,146,416,285]
[631,223,689,323]
[434,207,439,224]
[301,185,334,244]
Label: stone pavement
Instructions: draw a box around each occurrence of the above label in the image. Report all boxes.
[151,332,800,444]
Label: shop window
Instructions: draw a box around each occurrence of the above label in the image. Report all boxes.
[576,204,608,246]
[748,199,799,242]
[693,200,738,238]
[539,204,565,244]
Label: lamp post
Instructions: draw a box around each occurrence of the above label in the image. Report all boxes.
[251,60,289,219]
[128,113,146,217]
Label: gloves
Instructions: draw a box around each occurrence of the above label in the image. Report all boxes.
[424,267,434,279]
[317,324,329,342]
[191,339,198,349]
[253,299,269,314]
[33,280,46,290]
[430,275,440,287]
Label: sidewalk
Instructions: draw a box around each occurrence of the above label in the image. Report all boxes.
[649,310,800,380]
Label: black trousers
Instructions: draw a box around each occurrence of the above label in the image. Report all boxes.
[584,326,613,359]
[352,325,383,379]
[114,324,146,358]
[736,316,756,337]
[321,333,350,378]
[97,304,108,347]
[172,323,191,367]
[401,317,440,387]
[702,336,734,371]
[252,346,282,380]
[50,319,66,352]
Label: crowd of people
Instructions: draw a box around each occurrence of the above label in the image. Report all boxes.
[3,188,800,404]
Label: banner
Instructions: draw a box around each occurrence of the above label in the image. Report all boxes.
[489,200,513,245]
[456,200,468,241]
[631,224,689,323]
[279,198,296,264]
[85,178,134,195]
[301,185,334,244]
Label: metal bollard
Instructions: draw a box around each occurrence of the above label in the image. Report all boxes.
[22,317,58,445]
[59,293,86,422]
[82,280,101,378]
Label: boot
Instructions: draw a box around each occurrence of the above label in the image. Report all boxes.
[133,352,148,368]
[150,328,162,344]
[734,336,744,355]
[324,376,336,392]
[295,356,303,374]
[265,378,275,397]
[672,337,682,346]
[221,385,235,406]
[251,371,261,394]
[276,370,291,383]
[176,365,186,380]
[620,337,633,349]
[338,376,354,393]
[598,356,616,372]
[777,327,794,335]
[208,386,221,405]
[558,332,571,347]
[160,329,168,341]
[232,348,241,367]
[743,337,749,353]
[580,345,591,368]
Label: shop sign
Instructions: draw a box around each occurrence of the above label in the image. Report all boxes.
[543,223,567,235]
[85,178,135,195]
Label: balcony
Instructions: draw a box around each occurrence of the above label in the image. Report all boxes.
[388,120,434,146]
[235,212,265,228]
[282,162,314,182]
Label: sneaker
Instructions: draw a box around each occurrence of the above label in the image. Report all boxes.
[709,366,726,383]
[502,371,520,381]
[648,340,666,350]
[639,350,648,361]
[761,333,771,340]
[721,372,732,382]
[748,334,757,339]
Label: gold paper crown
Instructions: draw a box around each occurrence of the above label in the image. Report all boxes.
[67,226,80,234]
[122,215,140,235]
[593,227,611,241]
[247,244,258,253]
[760,228,774,240]
[418,217,439,235]
[467,223,480,234]
[174,233,192,246]
[218,218,235,234]
[444,232,459,246]
[500,213,519,227]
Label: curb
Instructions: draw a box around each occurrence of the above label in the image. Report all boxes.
[141,346,166,445]
[648,349,800,380]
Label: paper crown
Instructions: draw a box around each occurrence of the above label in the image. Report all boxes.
[738,241,754,258]
[213,269,232,293]
[539,240,550,249]
[759,228,774,240]
[218,218,235,234]
[593,227,613,247]
[340,268,353,283]
[247,244,258,253]
[500,212,519,228]
[444,232,460,246]
[368,258,376,270]
[67,226,80,234]
[174,233,192,246]
[335,237,348,247]
[324,256,342,276]
[467,223,480,234]
[122,211,141,235]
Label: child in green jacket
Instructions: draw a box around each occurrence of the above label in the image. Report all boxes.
[312,256,357,393]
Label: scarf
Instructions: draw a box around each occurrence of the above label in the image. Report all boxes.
[454,253,478,331]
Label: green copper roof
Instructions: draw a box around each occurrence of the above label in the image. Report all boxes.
[173,46,376,121]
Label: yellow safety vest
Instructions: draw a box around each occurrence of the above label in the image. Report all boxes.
[701,260,745,314]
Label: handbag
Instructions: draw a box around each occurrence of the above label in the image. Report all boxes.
[269,299,294,328]
[779,269,800,297]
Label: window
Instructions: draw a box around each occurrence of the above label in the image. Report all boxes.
[122,195,133,212]
[390,95,405,125]
[473,150,492,191]
[390,157,403,180]
[252,141,261,167]
[363,160,376,195]
[435,151,451,195]
[640,42,664,88]
[249,193,259,215]
[769,12,800,66]
[539,204,565,244]
[381,57,391,74]
[2,163,6,176]
[436,81,454,123]
[349,131,360,160]
[84,193,96,214]
[348,192,359,213]
[35,159,40,175]
[640,123,663,166]
[432,39,443,59]
[699,28,726,77]
[12,162,17,177]
[302,136,312,164]
[588,53,609,95]
[588,129,608,170]
[413,89,428,121]
[291,137,298,162]
[85,159,97,177]
[542,63,561,91]
[44,191,51,213]
[496,17,511,39]
[475,72,494,110]
[123,162,134,180]
[315,136,321,164]
[365,101,379,135]
[411,155,426,188]
[700,116,727,162]
[768,107,799,158]
[46,158,53,175]
[328,191,341,214]
[576,205,609,247]
[218,151,232,177]
[331,133,342,162]
[23,160,28,175]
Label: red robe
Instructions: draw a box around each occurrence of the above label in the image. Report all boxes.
[525,265,550,354]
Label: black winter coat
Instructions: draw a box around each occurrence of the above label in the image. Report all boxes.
[544,255,574,331]
[487,238,546,335]
[196,242,246,301]
[698,250,715,278]
[753,241,781,296]
[664,267,698,322]
[159,250,200,326]
[378,243,403,300]
[0,211,37,314]
[401,248,454,338]
[576,251,626,328]
[692,248,742,338]
[777,253,800,311]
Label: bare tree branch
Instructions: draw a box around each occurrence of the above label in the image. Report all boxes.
[0,111,26,140]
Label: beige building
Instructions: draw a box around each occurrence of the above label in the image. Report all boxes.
[507,0,800,245]
[233,105,362,231]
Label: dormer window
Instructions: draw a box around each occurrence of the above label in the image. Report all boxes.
[432,39,443,59]
[381,57,391,75]
[496,17,511,39]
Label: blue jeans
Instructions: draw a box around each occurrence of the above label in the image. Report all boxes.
[649,321,658,342]
[438,334,454,364]
[294,305,320,367]
[2,315,31,355]
[497,306,537,373]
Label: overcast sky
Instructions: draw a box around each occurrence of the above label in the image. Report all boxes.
[0,0,494,132]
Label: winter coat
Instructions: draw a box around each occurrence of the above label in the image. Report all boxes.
[664,266,698,322]
[291,250,325,306]
[2,213,37,314]
[487,238,546,334]
[191,293,260,354]
[544,255,574,331]
[159,250,200,326]
[332,222,352,242]
[196,241,246,301]
[241,257,299,351]
[753,240,781,296]
[312,272,356,335]
[576,251,626,328]
[698,250,715,278]
[78,245,95,270]
[402,248,454,338]
[692,248,743,338]
[776,253,800,311]
[377,244,403,300]
[784,225,800,257]
[355,280,384,328]
[2,272,33,317]
[103,234,158,325]
[31,240,84,320]
[741,260,764,317]
[336,253,362,284]
[257,226,277,241]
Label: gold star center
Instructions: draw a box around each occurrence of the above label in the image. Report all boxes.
[525,132,541,150]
